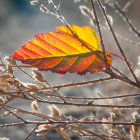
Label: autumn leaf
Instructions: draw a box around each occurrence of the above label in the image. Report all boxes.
[11,25,112,75]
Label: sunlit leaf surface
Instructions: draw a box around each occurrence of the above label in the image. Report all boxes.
[11,25,112,75]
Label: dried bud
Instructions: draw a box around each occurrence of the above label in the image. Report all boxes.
[80,5,92,17]
[38,124,51,129]
[56,128,71,140]
[32,70,46,82]
[30,0,40,5]
[107,15,113,25]
[14,109,24,114]
[31,101,39,113]
[26,83,39,90]
[36,130,48,136]
[36,124,51,136]
[40,4,49,13]
[49,105,60,118]
[79,5,96,25]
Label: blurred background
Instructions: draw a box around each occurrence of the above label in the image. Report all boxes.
[0,0,140,139]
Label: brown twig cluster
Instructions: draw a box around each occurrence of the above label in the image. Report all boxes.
[0,0,140,139]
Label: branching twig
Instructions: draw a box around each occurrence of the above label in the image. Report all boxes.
[114,1,140,38]
[25,124,38,140]
[90,0,109,69]
[0,120,140,127]
[97,0,138,83]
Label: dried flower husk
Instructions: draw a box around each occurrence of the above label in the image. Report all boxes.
[26,83,39,90]
[32,70,46,82]
[31,101,39,113]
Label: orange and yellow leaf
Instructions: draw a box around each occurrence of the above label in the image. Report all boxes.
[11,25,112,75]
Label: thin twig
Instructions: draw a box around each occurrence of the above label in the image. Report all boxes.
[2,87,140,103]
[96,0,138,83]
[49,0,99,53]
[90,0,109,69]
[25,124,38,140]
[0,96,15,110]
[100,21,140,48]
[5,64,140,88]
[111,65,129,79]
[114,1,140,38]
[6,105,58,122]
[15,65,66,103]
[1,120,140,127]
[3,106,26,122]
[44,81,67,103]
[103,70,140,88]
[47,77,114,89]
[46,92,140,101]
[8,98,140,108]
[15,65,46,88]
